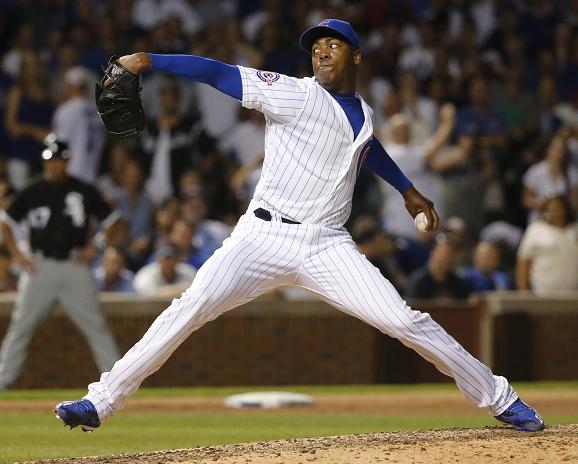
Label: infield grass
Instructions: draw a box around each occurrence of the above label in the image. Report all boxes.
[0,381,576,463]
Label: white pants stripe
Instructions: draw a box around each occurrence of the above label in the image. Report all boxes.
[85,214,516,420]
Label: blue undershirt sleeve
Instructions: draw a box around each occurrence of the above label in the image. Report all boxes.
[363,138,413,194]
[149,54,242,100]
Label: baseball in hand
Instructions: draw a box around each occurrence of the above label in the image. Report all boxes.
[414,212,429,232]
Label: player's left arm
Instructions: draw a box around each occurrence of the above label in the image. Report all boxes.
[363,138,439,232]
[113,52,242,99]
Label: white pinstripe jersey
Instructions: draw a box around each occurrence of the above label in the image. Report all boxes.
[238,66,374,228]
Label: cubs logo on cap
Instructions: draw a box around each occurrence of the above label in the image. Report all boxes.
[300,19,360,53]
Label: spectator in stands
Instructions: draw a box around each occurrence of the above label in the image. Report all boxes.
[351,215,407,293]
[141,84,211,205]
[516,195,578,293]
[133,243,197,295]
[379,104,455,240]
[98,143,132,201]
[0,246,17,292]
[408,240,471,299]
[462,241,512,292]
[219,107,265,204]
[93,246,135,293]
[52,66,104,184]
[113,158,154,270]
[168,218,219,270]
[151,197,180,248]
[397,70,437,142]
[522,133,578,223]
[4,52,53,189]
[443,75,507,234]
[179,190,231,248]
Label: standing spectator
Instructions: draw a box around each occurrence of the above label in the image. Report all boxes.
[4,52,53,189]
[398,21,435,81]
[517,195,578,293]
[397,70,437,142]
[444,75,507,234]
[133,243,197,295]
[132,0,202,36]
[379,104,455,240]
[462,241,512,292]
[93,246,135,293]
[142,84,211,204]
[0,137,120,390]
[113,158,155,270]
[522,134,578,223]
[408,240,471,299]
[52,66,105,184]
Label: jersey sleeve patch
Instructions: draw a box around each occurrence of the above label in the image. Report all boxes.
[256,70,280,86]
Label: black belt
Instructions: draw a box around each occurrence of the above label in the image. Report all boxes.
[254,208,300,224]
[34,250,71,261]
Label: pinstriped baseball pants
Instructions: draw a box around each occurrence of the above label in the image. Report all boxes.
[85,213,517,420]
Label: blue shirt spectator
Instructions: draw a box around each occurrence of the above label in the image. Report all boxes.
[93,246,135,293]
[461,241,512,292]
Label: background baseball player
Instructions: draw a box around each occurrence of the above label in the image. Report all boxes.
[0,135,120,390]
[55,20,544,433]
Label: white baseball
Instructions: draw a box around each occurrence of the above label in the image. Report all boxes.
[414,212,429,232]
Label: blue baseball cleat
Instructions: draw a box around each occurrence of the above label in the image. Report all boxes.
[495,398,545,432]
[54,399,101,432]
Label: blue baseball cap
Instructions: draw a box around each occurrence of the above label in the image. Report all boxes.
[300,19,360,53]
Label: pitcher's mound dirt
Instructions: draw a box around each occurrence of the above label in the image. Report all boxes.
[31,424,577,464]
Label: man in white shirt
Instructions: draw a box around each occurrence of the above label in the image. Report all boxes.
[52,67,105,184]
[133,243,197,295]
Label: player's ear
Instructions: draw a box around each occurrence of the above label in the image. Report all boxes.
[353,49,361,65]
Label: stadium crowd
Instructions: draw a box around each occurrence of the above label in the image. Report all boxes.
[0,0,576,297]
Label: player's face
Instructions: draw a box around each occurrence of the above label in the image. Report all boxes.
[43,158,68,181]
[311,37,361,93]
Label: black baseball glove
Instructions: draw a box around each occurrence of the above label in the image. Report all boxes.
[95,55,146,138]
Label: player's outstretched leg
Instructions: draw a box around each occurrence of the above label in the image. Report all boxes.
[0,265,57,390]
[54,215,305,431]
[298,237,544,431]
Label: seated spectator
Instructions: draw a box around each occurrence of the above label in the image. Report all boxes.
[408,240,471,299]
[462,241,512,292]
[168,218,219,270]
[522,134,578,223]
[97,143,132,201]
[517,195,578,293]
[93,246,135,293]
[151,197,180,248]
[394,229,436,277]
[108,158,154,271]
[0,246,17,292]
[351,215,407,292]
[133,243,197,295]
[179,188,232,248]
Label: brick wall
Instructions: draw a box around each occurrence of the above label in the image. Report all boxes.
[0,294,576,389]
